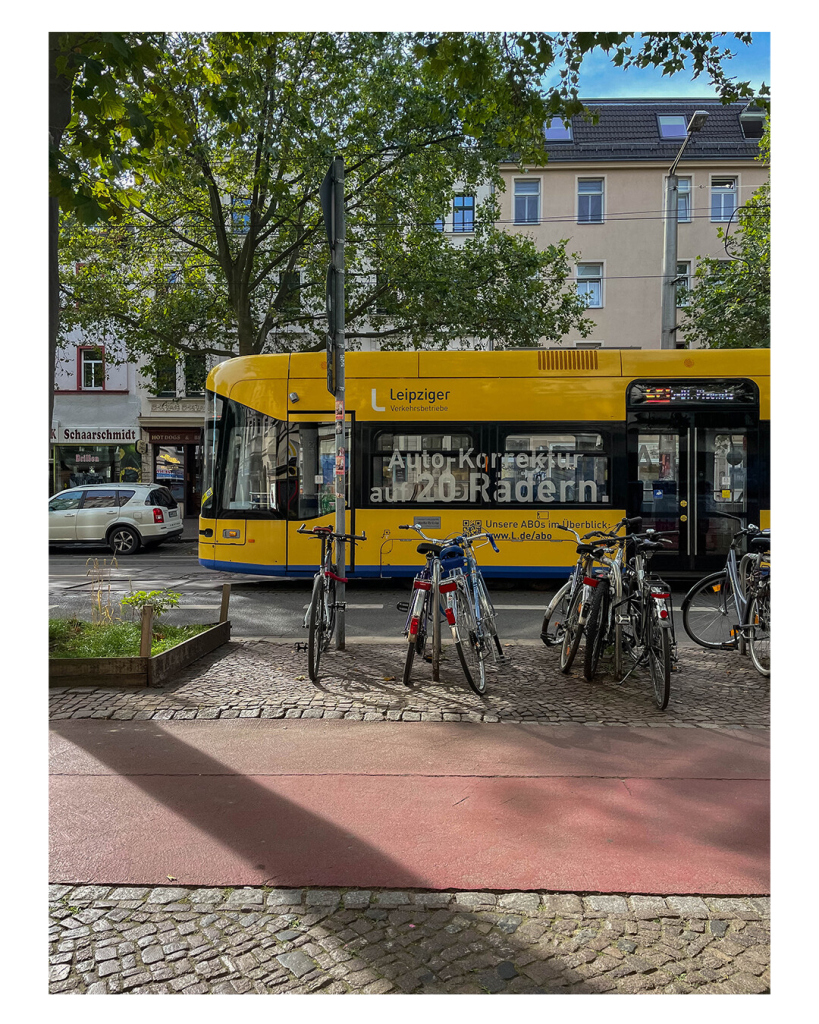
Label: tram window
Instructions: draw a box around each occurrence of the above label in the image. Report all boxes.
[220,400,289,516]
[501,431,609,504]
[202,391,224,517]
[370,430,475,505]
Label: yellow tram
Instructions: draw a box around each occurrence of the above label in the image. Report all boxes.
[199,348,769,578]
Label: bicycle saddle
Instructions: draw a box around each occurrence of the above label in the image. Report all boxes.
[417,542,444,556]
[750,536,770,552]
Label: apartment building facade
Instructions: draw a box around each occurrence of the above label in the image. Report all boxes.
[494,98,768,349]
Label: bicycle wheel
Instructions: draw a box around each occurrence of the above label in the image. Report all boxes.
[454,585,486,695]
[583,583,610,682]
[540,580,570,647]
[748,589,771,676]
[431,560,441,680]
[559,586,584,673]
[402,589,427,687]
[307,575,327,681]
[477,574,504,660]
[681,572,739,650]
[646,609,671,709]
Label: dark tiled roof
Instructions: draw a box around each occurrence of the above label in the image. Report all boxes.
[505,98,766,164]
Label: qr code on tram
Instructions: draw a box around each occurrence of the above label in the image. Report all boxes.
[462,519,482,537]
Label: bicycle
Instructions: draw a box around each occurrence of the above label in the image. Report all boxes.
[298,523,366,681]
[447,530,506,694]
[539,524,625,674]
[398,525,503,694]
[580,519,636,684]
[617,527,679,710]
[397,524,458,687]
[681,512,770,676]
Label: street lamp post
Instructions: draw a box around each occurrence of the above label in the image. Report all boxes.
[661,110,709,349]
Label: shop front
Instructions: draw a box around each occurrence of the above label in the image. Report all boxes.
[51,425,142,495]
[147,427,203,519]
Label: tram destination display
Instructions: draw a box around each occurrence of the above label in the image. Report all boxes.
[628,380,757,407]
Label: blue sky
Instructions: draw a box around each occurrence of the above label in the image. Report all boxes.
[542,33,770,99]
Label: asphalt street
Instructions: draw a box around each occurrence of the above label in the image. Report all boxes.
[48,541,701,645]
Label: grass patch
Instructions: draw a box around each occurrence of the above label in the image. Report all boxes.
[49,618,210,659]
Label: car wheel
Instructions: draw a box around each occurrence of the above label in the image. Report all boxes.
[108,525,141,556]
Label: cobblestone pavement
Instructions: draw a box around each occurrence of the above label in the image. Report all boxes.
[48,884,770,995]
[49,639,769,727]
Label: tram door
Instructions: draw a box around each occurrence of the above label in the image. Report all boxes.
[626,380,761,575]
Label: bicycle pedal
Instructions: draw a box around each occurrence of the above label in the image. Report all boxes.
[333,602,347,610]
[396,601,410,613]
[294,642,308,653]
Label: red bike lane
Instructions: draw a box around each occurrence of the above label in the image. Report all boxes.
[49,719,769,895]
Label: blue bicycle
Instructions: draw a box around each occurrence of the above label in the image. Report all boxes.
[399,526,504,694]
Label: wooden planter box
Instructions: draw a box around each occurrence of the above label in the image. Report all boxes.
[49,620,231,688]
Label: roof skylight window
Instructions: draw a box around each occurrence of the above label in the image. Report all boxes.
[544,120,572,142]
[658,115,688,139]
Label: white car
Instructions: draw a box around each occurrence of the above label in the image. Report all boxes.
[48,483,184,555]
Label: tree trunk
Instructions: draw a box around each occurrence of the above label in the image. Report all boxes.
[48,36,75,439]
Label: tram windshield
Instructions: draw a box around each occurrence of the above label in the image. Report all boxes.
[202,392,349,519]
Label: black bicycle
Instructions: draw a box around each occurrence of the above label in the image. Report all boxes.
[618,527,679,710]
[298,523,366,680]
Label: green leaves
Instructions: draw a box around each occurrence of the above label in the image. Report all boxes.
[680,121,770,349]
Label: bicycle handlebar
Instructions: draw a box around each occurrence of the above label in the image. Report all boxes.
[297,523,366,543]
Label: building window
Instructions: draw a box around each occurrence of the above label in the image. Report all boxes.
[658,115,688,139]
[711,178,737,222]
[676,261,691,307]
[80,347,104,390]
[740,107,765,140]
[433,216,445,231]
[676,177,692,222]
[184,353,207,396]
[576,263,603,307]
[544,120,572,142]
[578,179,604,223]
[153,355,177,397]
[453,195,475,233]
[232,197,251,235]
[514,180,540,224]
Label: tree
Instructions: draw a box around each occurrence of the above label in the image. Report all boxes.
[56,32,770,372]
[679,123,770,349]
[49,32,192,427]
[60,32,594,367]
[414,32,769,164]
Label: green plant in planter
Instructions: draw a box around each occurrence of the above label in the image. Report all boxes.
[121,589,180,620]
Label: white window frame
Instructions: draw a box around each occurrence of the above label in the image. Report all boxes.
[676,260,692,307]
[658,114,688,140]
[544,120,572,142]
[80,347,105,391]
[710,176,738,222]
[577,177,605,224]
[514,178,540,225]
[676,176,692,223]
[575,262,604,308]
